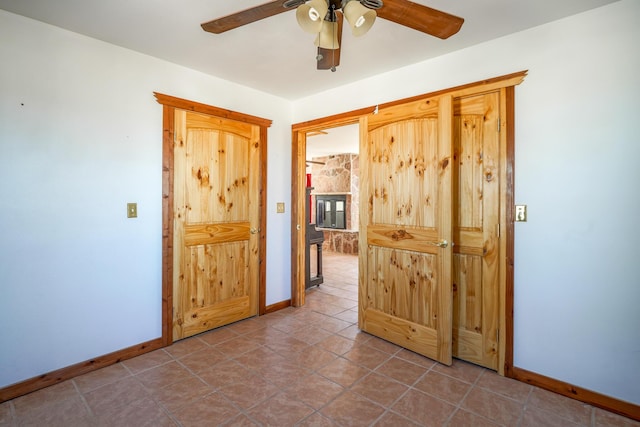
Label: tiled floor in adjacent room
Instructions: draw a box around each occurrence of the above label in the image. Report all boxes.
[1,252,637,426]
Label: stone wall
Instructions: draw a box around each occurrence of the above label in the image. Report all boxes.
[322,230,359,255]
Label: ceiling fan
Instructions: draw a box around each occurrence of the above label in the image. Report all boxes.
[201,0,464,71]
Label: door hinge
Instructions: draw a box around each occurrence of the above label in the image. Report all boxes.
[496,328,500,343]
[497,118,501,132]
[496,223,501,237]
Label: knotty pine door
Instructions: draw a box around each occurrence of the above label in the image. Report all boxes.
[358,91,503,370]
[358,95,455,365]
[172,110,260,340]
[452,92,501,370]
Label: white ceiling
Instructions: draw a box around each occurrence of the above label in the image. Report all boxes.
[307,124,359,159]
[0,0,618,101]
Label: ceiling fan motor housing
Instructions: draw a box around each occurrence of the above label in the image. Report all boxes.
[284,0,383,11]
[359,0,383,10]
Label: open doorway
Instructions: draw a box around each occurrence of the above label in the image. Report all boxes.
[304,124,360,316]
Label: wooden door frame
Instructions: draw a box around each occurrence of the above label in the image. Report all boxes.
[155,93,272,347]
[290,71,526,376]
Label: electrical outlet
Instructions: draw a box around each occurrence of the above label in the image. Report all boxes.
[515,205,527,222]
[276,202,285,213]
[127,203,138,218]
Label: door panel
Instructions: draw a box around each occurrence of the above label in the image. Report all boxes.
[359,96,454,365]
[173,110,260,340]
[452,92,500,369]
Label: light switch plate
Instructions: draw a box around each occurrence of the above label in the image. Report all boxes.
[127,203,138,218]
[515,205,527,222]
[276,202,285,213]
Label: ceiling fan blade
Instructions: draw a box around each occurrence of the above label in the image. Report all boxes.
[377,0,464,39]
[317,11,343,70]
[201,1,292,34]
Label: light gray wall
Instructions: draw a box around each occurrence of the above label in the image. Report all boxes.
[293,0,640,404]
[0,9,292,388]
[1,0,639,406]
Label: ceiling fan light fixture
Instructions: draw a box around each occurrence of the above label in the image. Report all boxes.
[343,1,376,36]
[296,0,329,34]
[314,20,340,49]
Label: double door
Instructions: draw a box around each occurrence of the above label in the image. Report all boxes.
[359,91,502,370]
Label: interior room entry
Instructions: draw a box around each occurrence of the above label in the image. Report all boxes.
[292,72,525,374]
[172,110,261,340]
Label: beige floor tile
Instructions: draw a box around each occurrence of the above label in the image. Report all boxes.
[432,359,485,384]
[317,334,358,355]
[0,400,14,424]
[198,326,239,346]
[177,346,227,373]
[316,316,353,334]
[149,376,212,413]
[396,348,438,369]
[221,413,261,426]
[593,407,640,426]
[461,387,524,426]
[318,357,370,387]
[171,392,240,427]
[520,406,585,427]
[93,396,173,427]
[343,345,391,370]
[219,375,279,410]
[351,372,409,407]
[289,345,340,371]
[211,335,262,358]
[391,389,456,426]
[264,334,311,355]
[321,390,386,426]
[374,411,421,426]
[476,369,532,403]
[365,337,402,355]
[296,411,337,427]
[163,337,207,359]
[246,392,314,426]
[527,387,593,425]
[414,370,472,404]
[122,349,173,374]
[258,360,312,389]
[333,308,358,323]
[375,356,427,386]
[283,373,344,410]
[12,381,79,417]
[135,361,193,390]
[336,324,372,342]
[73,363,131,394]
[225,317,266,335]
[197,359,254,389]
[84,376,149,416]
[288,325,334,345]
[447,408,501,426]
[232,346,287,372]
[19,395,93,427]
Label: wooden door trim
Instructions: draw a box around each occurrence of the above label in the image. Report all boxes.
[290,71,526,366]
[155,93,271,346]
[503,85,516,375]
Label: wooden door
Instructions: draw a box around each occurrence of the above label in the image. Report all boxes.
[172,110,260,340]
[452,92,501,370]
[359,96,454,365]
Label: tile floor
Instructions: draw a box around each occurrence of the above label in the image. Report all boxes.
[1,252,638,426]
